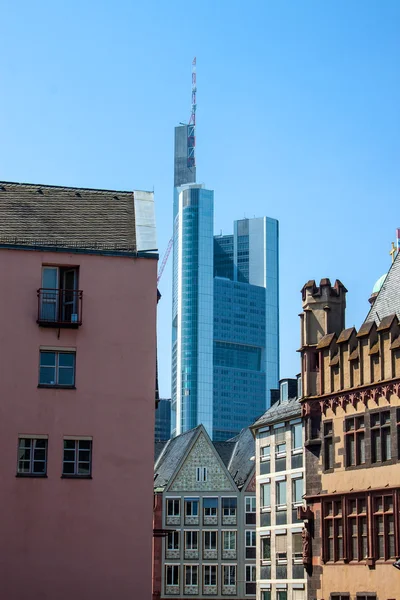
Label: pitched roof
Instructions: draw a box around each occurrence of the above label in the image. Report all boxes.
[316,332,336,349]
[337,327,355,344]
[154,427,200,490]
[252,396,301,429]
[0,181,156,254]
[365,251,400,324]
[226,428,255,488]
[213,441,236,467]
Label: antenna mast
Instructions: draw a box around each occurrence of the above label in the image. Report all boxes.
[187,57,196,169]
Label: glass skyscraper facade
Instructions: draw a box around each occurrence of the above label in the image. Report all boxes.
[171,126,279,440]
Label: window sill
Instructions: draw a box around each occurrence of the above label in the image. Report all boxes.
[276,505,287,511]
[261,507,271,512]
[61,474,92,479]
[291,449,303,455]
[38,384,76,390]
[16,473,47,478]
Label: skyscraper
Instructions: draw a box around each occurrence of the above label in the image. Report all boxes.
[171,125,279,441]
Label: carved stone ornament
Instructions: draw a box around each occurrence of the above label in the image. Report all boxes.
[302,524,311,565]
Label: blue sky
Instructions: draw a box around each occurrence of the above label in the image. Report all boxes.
[1,1,399,396]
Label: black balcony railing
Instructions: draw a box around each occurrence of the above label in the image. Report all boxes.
[37,288,83,327]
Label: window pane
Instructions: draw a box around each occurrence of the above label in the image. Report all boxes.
[64,440,75,450]
[59,353,75,367]
[293,478,303,503]
[262,483,271,507]
[40,352,56,366]
[58,366,74,386]
[292,423,302,449]
[39,366,56,385]
[262,537,271,560]
[33,461,46,473]
[276,481,286,505]
[63,462,75,474]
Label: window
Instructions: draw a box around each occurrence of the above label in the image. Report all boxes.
[39,350,75,387]
[17,437,47,476]
[347,498,367,561]
[185,530,198,551]
[246,530,256,548]
[223,530,236,550]
[167,531,180,551]
[204,531,217,550]
[245,565,256,595]
[261,483,271,508]
[280,381,288,401]
[276,480,287,506]
[261,592,271,600]
[330,596,349,600]
[356,595,376,600]
[324,421,334,470]
[323,500,343,562]
[166,564,179,587]
[276,534,287,561]
[62,439,92,477]
[223,565,236,586]
[275,427,286,454]
[246,496,256,524]
[39,266,80,324]
[293,532,302,561]
[291,422,302,450]
[261,446,271,460]
[261,536,271,561]
[260,445,271,474]
[277,592,287,600]
[373,494,395,560]
[167,498,180,517]
[203,565,217,587]
[345,416,365,466]
[185,498,199,517]
[185,565,198,586]
[203,497,218,518]
[222,497,237,517]
[196,467,207,482]
[371,410,391,463]
[292,477,304,504]
[258,428,270,441]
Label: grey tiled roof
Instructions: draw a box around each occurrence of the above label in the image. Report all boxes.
[226,427,255,488]
[366,251,400,324]
[214,441,236,467]
[154,426,200,489]
[0,181,138,252]
[252,396,301,429]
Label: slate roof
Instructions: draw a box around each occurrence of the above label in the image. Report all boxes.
[252,396,301,429]
[366,251,400,324]
[154,426,200,490]
[214,441,236,467]
[226,428,255,488]
[316,332,336,349]
[0,181,141,253]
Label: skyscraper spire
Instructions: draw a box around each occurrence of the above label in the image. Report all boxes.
[187,57,196,172]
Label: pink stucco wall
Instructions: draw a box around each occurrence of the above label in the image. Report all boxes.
[0,248,157,600]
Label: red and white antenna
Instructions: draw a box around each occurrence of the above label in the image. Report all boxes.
[187,57,196,169]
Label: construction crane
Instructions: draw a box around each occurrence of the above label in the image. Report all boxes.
[157,237,173,283]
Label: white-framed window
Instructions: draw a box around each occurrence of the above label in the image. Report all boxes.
[185,498,199,516]
[203,497,218,517]
[245,530,256,548]
[223,530,236,550]
[167,530,180,551]
[167,498,180,517]
[223,565,236,586]
[261,482,271,508]
[166,564,179,586]
[275,426,286,454]
[292,531,303,561]
[261,536,271,561]
[17,436,48,476]
[62,438,92,477]
[222,497,237,516]
[185,530,198,550]
[280,381,288,401]
[276,534,287,561]
[203,565,217,587]
[276,479,287,506]
[185,565,198,586]
[246,565,256,582]
[196,466,207,482]
[277,591,288,600]
[203,530,217,550]
[292,476,304,504]
[291,422,302,450]
[39,350,76,387]
[261,591,271,600]
[258,428,270,441]
[245,497,256,513]
[260,445,271,460]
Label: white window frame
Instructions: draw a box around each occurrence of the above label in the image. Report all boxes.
[196,466,207,482]
[166,498,180,517]
[261,482,271,508]
[203,564,217,587]
[185,498,199,517]
[275,533,288,563]
[261,535,271,563]
[203,530,217,551]
[223,530,236,550]
[185,564,198,587]
[260,445,271,461]
[166,564,179,587]
[203,497,218,517]
[222,496,237,517]
[245,496,256,513]
[245,530,256,548]
[245,564,256,582]
[17,435,48,476]
[223,564,236,587]
[292,476,304,505]
[167,530,180,551]
[276,479,287,507]
[274,425,286,455]
[185,530,198,551]
[291,420,303,450]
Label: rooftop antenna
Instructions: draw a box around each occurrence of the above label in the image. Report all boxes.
[187,57,196,171]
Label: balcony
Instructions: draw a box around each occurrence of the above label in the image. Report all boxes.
[37,289,82,328]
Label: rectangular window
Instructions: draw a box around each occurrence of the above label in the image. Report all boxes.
[204,565,217,587]
[373,494,395,560]
[276,480,287,506]
[371,410,391,463]
[167,530,180,551]
[185,530,198,551]
[223,530,236,550]
[222,497,237,517]
[203,531,217,550]
[291,422,302,449]
[277,592,287,600]
[275,427,286,454]
[292,477,304,504]
[245,496,256,513]
[324,421,334,470]
[166,564,179,587]
[276,534,287,561]
[185,498,199,517]
[261,536,271,561]
[185,565,198,586]
[323,500,343,562]
[39,266,79,324]
[293,532,303,561]
[246,530,256,547]
[347,497,367,561]
[246,564,256,582]
[260,445,271,460]
[167,498,180,517]
[203,497,218,517]
[62,438,92,477]
[196,466,207,482]
[261,482,271,508]
[223,565,236,586]
[345,416,365,466]
[39,350,75,387]
[330,596,350,600]
[261,592,271,600]
[17,437,48,476]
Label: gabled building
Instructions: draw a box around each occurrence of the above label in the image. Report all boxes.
[299,256,400,599]
[153,425,256,600]
[0,181,158,600]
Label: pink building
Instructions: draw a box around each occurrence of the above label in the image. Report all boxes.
[0,182,158,599]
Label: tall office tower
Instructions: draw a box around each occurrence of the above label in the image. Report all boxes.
[213,217,279,440]
[155,398,172,441]
[174,125,196,188]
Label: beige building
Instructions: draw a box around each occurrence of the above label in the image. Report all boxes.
[252,379,306,600]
